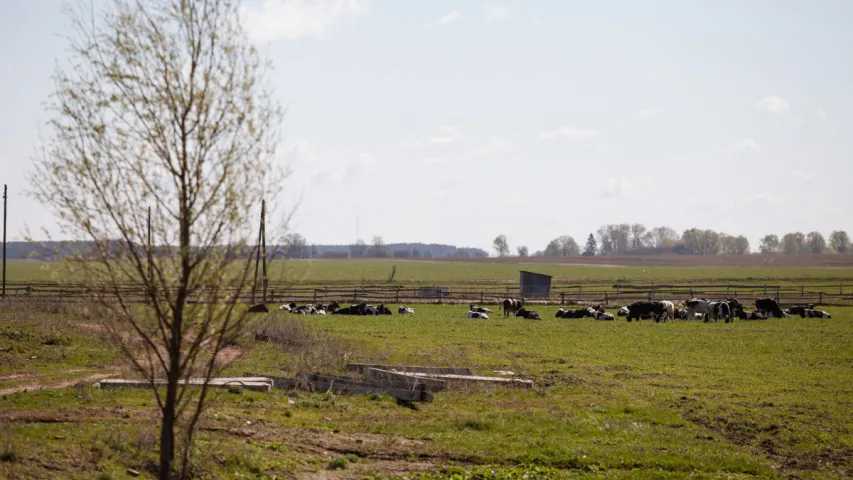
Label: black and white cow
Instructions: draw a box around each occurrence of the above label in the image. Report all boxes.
[594,311,615,321]
[515,307,542,320]
[467,311,489,319]
[674,308,703,320]
[376,304,393,315]
[735,309,766,320]
[755,298,786,318]
[685,298,733,322]
[469,304,493,314]
[624,301,669,323]
[556,307,595,319]
[802,309,831,319]
[398,306,415,314]
[501,298,524,318]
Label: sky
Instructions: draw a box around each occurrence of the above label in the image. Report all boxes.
[1,0,852,254]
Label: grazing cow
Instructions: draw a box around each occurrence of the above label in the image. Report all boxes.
[467,311,489,319]
[624,301,668,323]
[515,307,542,320]
[501,298,524,318]
[685,298,732,322]
[556,307,595,318]
[736,309,767,321]
[594,311,615,321]
[469,304,493,314]
[755,298,786,318]
[802,309,831,319]
[398,306,415,314]
[376,304,393,315]
[726,298,744,315]
[248,303,269,313]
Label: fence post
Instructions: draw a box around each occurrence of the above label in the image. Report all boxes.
[690,287,693,298]
[801,284,804,296]
[480,291,484,305]
[841,282,844,295]
[820,292,823,304]
[561,292,565,305]
[605,292,608,304]
[726,285,730,297]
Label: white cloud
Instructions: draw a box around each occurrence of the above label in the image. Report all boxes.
[426,10,461,28]
[600,177,653,199]
[729,138,760,152]
[631,107,663,122]
[530,16,544,26]
[420,157,447,165]
[539,126,601,140]
[483,6,509,23]
[283,139,377,184]
[792,170,816,181]
[746,192,782,207]
[756,96,790,114]
[429,126,461,144]
[817,108,826,121]
[241,0,369,43]
[470,135,510,159]
[398,139,423,149]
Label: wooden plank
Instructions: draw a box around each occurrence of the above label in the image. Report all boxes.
[364,368,447,392]
[346,363,473,376]
[98,377,272,392]
[404,372,534,388]
[245,372,433,402]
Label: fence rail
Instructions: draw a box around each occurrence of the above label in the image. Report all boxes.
[2,281,852,307]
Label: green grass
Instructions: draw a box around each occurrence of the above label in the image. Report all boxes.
[7,258,853,285]
[1,300,852,478]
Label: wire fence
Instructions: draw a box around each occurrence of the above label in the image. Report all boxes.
[2,280,852,307]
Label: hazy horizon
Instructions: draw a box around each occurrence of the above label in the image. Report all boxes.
[2,0,852,254]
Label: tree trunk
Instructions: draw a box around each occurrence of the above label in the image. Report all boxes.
[159,379,177,479]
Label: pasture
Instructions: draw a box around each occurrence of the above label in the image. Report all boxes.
[6,257,853,285]
[1,296,852,479]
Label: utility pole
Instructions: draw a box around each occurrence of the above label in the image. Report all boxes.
[2,184,6,297]
[260,199,267,302]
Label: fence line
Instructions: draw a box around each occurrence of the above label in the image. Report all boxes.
[2,281,851,307]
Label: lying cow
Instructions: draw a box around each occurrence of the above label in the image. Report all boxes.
[735,309,767,321]
[594,311,615,321]
[467,311,489,319]
[333,303,373,315]
[755,298,786,318]
[802,309,831,319]
[469,304,493,314]
[674,308,703,320]
[515,307,542,320]
[556,307,595,318]
[501,298,524,318]
[398,306,415,314]
[785,305,817,317]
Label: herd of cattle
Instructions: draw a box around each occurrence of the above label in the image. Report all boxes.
[261,298,832,322]
[500,297,831,322]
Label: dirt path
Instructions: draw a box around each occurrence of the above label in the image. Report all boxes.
[0,370,121,396]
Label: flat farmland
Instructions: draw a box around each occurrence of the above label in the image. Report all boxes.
[2,298,852,479]
[6,256,853,285]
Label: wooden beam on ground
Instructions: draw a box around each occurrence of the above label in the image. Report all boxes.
[403,372,534,388]
[97,377,273,392]
[244,372,434,402]
[346,363,473,376]
[364,368,447,392]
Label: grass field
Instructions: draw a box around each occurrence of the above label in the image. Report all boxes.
[2,298,851,479]
[7,258,853,285]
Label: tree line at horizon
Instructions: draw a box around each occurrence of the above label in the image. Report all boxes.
[491,224,852,258]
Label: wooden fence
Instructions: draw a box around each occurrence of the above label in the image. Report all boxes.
[2,281,852,307]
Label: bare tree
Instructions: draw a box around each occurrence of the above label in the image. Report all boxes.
[493,234,510,257]
[648,226,678,248]
[782,232,806,254]
[544,236,580,257]
[350,238,367,258]
[27,1,285,478]
[759,234,780,254]
[806,231,826,254]
[720,234,750,255]
[829,230,850,253]
[283,233,308,259]
[516,245,529,257]
[630,223,647,249]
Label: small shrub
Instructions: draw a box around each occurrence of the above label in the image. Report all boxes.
[457,418,494,431]
[228,385,243,395]
[42,331,73,346]
[327,456,349,470]
[0,451,16,463]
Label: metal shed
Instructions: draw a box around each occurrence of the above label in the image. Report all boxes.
[519,270,552,299]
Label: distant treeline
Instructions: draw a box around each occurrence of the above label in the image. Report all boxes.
[1,240,489,261]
